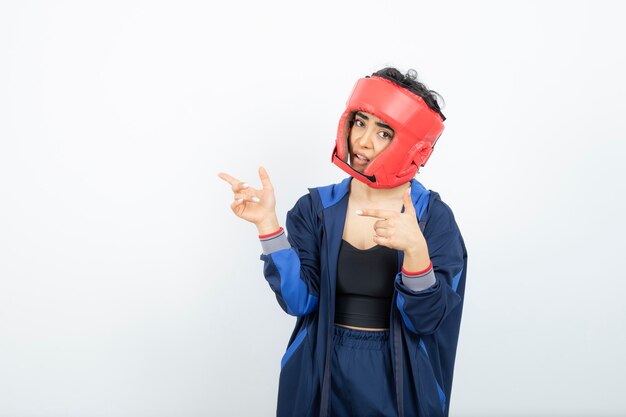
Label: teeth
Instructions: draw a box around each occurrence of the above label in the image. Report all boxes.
[356,154,368,161]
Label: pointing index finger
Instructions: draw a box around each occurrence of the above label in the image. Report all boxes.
[217,172,248,191]
[356,208,398,220]
[217,172,239,185]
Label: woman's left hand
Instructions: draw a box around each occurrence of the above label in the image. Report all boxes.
[356,187,427,255]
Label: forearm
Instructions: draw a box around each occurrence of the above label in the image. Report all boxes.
[259,226,291,255]
[258,197,322,317]
[401,241,436,292]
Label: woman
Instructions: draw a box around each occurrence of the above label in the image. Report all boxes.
[218,67,467,417]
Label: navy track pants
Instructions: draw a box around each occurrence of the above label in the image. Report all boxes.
[330,325,398,417]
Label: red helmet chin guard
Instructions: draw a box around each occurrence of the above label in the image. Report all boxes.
[331,75,445,189]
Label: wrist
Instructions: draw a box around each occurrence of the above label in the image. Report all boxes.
[402,243,430,272]
[402,261,432,276]
[256,216,280,236]
[258,226,283,239]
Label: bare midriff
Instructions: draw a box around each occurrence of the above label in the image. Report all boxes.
[335,323,389,332]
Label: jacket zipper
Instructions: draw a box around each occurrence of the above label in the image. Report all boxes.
[319,217,332,417]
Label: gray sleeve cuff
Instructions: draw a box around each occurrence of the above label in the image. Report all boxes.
[401,268,436,292]
[260,229,292,255]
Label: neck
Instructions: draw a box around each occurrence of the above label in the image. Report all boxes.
[349,177,410,202]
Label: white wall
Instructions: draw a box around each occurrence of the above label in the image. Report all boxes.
[1,1,624,416]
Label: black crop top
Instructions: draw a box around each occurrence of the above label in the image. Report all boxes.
[334,239,399,328]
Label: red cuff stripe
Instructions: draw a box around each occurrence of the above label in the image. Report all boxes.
[258,227,284,239]
[402,261,433,276]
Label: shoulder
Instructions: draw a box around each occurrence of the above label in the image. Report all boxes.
[307,177,351,209]
[289,192,316,216]
[423,190,459,235]
[288,177,351,221]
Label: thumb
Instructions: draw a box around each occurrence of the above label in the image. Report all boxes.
[403,187,415,214]
[259,166,273,190]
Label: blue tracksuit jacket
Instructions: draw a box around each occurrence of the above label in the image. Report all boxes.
[260,177,468,417]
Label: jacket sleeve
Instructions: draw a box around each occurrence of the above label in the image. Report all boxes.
[259,194,321,317]
[394,197,467,335]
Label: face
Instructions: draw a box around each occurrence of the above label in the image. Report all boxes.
[347,111,395,172]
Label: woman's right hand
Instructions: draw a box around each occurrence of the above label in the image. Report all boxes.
[217,166,280,233]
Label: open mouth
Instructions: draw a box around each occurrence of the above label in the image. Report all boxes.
[353,153,370,164]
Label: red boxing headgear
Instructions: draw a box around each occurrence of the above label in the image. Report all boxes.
[331,75,445,189]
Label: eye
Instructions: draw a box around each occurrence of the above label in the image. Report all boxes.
[379,131,393,140]
[354,119,365,127]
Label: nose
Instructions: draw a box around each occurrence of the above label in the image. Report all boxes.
[356,126,375,148]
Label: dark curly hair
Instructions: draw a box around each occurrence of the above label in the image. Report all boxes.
[370,67,446,121]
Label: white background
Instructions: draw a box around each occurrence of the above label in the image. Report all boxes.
[1,1,625,416]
